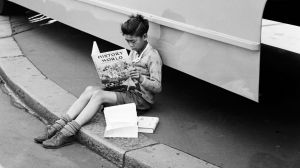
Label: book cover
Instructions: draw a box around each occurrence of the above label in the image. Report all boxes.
[91,41,136,91]
[137,116,159,133]
[103,103,138,138]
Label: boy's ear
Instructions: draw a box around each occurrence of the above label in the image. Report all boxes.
[143,33,148,40]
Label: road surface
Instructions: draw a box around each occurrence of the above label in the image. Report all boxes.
[0,81,117,168]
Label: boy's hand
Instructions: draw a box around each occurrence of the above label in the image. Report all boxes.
[129,67,144,83]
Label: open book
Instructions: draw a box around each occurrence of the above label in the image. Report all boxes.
[138,116,159,133]
[91,41,136,91]
[103,103,138,138]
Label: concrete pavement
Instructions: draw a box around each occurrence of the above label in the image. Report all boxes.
[0,16,11,37]
[0,15,219,168]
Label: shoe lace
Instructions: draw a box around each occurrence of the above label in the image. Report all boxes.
[51,132,64,142]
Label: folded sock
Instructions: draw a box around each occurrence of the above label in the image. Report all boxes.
[51,114,72,130]
[61,114,72,123]
[52,119,66,130]
[60,120,81,136]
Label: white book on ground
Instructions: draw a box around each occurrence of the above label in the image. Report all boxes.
[138,116,159,133]
[104,103,138,138]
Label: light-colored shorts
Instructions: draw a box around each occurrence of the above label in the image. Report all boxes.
[115,90,151,111]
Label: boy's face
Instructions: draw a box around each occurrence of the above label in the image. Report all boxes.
[124,34,147,52]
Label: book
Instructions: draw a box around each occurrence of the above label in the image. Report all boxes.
[91,41,136,91]
[103,103,138,138]
[137,116,159,133]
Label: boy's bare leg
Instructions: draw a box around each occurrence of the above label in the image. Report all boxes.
[75,90,117,126]
[42,89,117,148]
[35,86,103,144]
[66,86,103,119]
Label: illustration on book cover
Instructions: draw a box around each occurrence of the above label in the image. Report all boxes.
[91,41,140,91]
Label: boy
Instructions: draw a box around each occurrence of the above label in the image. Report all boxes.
[34,14,163,148]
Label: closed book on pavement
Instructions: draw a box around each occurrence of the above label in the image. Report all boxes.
[138,116,159,133]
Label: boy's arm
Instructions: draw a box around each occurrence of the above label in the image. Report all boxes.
[140,51,162,93]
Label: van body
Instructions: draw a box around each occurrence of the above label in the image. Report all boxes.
[2,0,272,102]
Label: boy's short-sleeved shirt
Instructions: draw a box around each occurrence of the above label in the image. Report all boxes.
[129,43,162,104]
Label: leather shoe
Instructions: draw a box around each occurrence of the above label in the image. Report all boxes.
[34,125,58,143]
[42,132,75,149]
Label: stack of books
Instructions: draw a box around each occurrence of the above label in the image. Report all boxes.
[138,116,159,133]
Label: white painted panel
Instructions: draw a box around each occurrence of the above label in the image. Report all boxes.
[90,0,266,43]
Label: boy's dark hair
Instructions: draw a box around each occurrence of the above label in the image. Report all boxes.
[121,14,149,37]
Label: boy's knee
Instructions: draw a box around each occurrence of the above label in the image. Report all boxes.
[84,86,102,94]
[90,90,105,102]
[84,86,96,93]
[81,86,102,99]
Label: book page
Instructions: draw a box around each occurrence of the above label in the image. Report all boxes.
[104,103,138,138]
